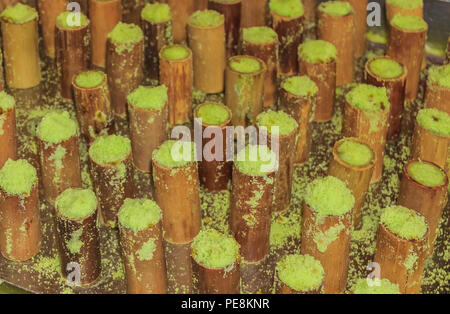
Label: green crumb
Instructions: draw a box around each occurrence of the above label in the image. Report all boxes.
[57,11,89,29]
[298,40,337,64]
[67,228,83,254]
[189,10,224,28]
[281,76,318,97]
[318,1,353,17]
[36,111,77,144]
[229,56,261,73]
[276,254,324,292]
[346,84,390,112]
[55,188,97,220]
[365,29,388,44]
[386,0,423,10]
[0,3,37,24]
[108,22,143,45]
[314,223,345,252]
[416,108,450,136]
[256,109,298,136]
[196,103,229,125]
[337,139,374,167]
[243,26,278,44]
[408,161,446,187]
[153,140,196,168]
[404,248,418,270]
[191,229,240,269]
[118,198,161,231]
[0,91,15,112]
[380,205,427,240]
[352,278,401,294]
[428,64,450,88]
[269,0,304,18]
[305,176,355,217]
[235,144,277,176]
[369,58,404,79]
[137,238,157,261]
[391,14,427,31]
[161,45,190,60]
[127,85,168,110]
[75,71,105,88]
[141,3,171,23]
[0,159,37,196]
[89,135,131,165]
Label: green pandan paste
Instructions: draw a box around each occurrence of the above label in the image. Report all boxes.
[256,109,298,136]
[386,0,423,10]
[191,229,240,269]
[298,40,337,64]
[243,26,278,44]
[235,144,277,176]
[346,84,390,112]
[370,58,404,79]
[57,11,89,29]
[108,22,143,45]
[337,140,374,167]
[127,85,168,110]
[276,254,324,291]
[161,45,190,60]
[282,76,318,97]
[0,159,37,196]
[318,1,353,17]
[408,161,446,187]
[428,64,450,88]
[0,91,15,112]
[0,3,37,24]
[269,0,304,18]
[365,30,388,44]
[196,103,229,125]
[380,205,427,240]
[153,140,196,168]
[141,3,171,23]
[391,14,427,31]
[118,198,161,231]
[89,135,131,165]
[189,10,224,28]
[55,188,97,220]
[36,111,77,144]
[230,57,261,73]
[75,71,105,88]
[352,278,401,294]
[416,108,450,136]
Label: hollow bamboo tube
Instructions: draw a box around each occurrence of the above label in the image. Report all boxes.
[187,13,226,93]
[270,11,303,76]
[386,21,427,102]
[164,238,195,294]
[37,0,67,59]
[55,197,101,286]
[122,0,146,26]
[1,9,41,89]
[425,76,450,116]
[317,8,354,85]
[241,30,278,109]
[300,203,352,294]
[90,0,122,68]
[72,72,113,143]
[55,18,90,100]
[208,0,242,58]
[364,57,407,140]
[194,103,233,193]
[230,165,275,262]
[119,215,167,293]
[0,103,17,168]
[192,256,240,294]
[338,0,367,57]
[373,220,428,294]
[278,83,315,165]
[159,46,193,126]
[328,138,375,229]
[0,180,40,261]
[240,0,266,28]
[152,159,201,243]
[225,55,266,128]
[385,1,423,24]
[240,255,274,294]
[302,0,317,38]
[397,160,448,255]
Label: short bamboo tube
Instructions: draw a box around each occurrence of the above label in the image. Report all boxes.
[338,0,367,57]
[425,75,450,116]
[192,258,240,294]
[240,256,274,294]
[122,0,146,25]
[37,0,67,59]
[164,238,195,294]
[0,102,17,168]
[302,0,317,38]
[159,45,193,126]
[328,138,375,229]
[241,0,267,28]
[89,0,122,68]
[364,57,407,140]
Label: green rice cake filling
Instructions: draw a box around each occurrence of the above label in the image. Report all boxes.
[276,254,324,292]
[318,1,353,17]
[256,109,298,136]
[370,58,404,79]
[127,85,168,110]
[298,40,337,64]
[57,11,89,29]
[0,159,37,196]
[416,108,450,136]
[353,278,401,294]
[0,91,15,112]
[75,71,105,88]
[365,30,388,44]
[337,140,374,167]
[282,75,318,97]
[386,0,423,10]
[243,26,278,44]
[391,14,427,31]
[0,3,37,24]
[428,64,450,88]
[230,57,261,73]
[36,111,77,144]
[189,10,224,28]
[161,45,190,60]
[234,144,277,176]
[55,189,97,220]
[196,103,229,125]
[346,84,390,112]
[89,135,131,165]
[153,140,196,168]
[269,0,304,18]
[141,3,171,23]
[118,198,161,231]
[380,205,427,240]
[408,161,446,187]
[108,22,143,45]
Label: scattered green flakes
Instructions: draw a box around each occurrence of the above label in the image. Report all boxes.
[391,14,427,31]
[408,161,446,187]
[404,248,418,271]
[380,205,427,240]
[75,71,105,88]
[118,198,161,231]
[235,144,277,176]
[36,111,77,144]
[369,58,404,79]
[137,238,156,261]
[428,64,450,88]
[269,0,304,18]
[0,91,15,111]
[243,26,277,44]
[298,40,337,64]
[127,85,168,110]
[189,10,224,28]
[196,102,229,125]
[141,2,171,23]
[89,135,131,165]
[0,3,37,24]
[67,228,83,254]
[281,75,318,97]
[318,1,353,17]
[337,139,374,167]
[200,188,230,234]
[32,255,61,277]
[0,159,37,196]
[346,84,390,113]
[313,223,345,252]
[229,56,261,73]
[416,108,450,136]
[153,140,196,168]
[352,278,401,294]
[55,188,97,220]
[256,109,298,136]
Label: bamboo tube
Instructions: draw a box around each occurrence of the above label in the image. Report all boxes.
[342,84,390,183]
[328,138,375,229]
[106,22,144,117]
[1,4,41,89]
[89,135,134,228]
[55,12,90,100]
[156,0,195,44]
[37,0,67,59]
[385,0,423,24]
[191,229,240,294]
[54,188,101,286]
[90,0,122,68]
[230,144,276,262]
[122,0,146,25]
[240,255,274,293]
[0,159,40,262]
[72,71,113,143]
[386,15,427,102]
[187,10,226,93]
[128,85,169,173]
[364,57,407,140]
[302,0,317,38]
[159,45,193,126]
[164,238,195,294]
[240,26,278,109]
[398,160,448,255]
[317,1,354,86]
[225,55,266,128]
[193,102,232,192]
[37,111,83,205]
[0,92,17,168]
[373,205,428,294]
[195,0,208,10]
[338,0,367,57]
[278,76,317,164]
[208,0,242,58]
[152,140,201,244]
[300,176,354,294]
[425,65,450,115]
[298,40,337,122]
[118,198,167,294]
[241,0,266,28]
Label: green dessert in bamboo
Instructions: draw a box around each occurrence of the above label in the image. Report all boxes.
[141,3,171,23]
[127,85,168,110]
[243,26,278,44]
[318,1,353,17]
[416,108,450,136]
[337,139,374,167]
[352,278,401,294]
[55,188,97,220]
[0,3,37,24]
[36,111,77,144]
[89,135,131,165]
[153,140,196,168]
[346,84,390,112]
[0,91,15,112]
[391,14,427,31]
[386,0,423,10]
[191,229,240,269]
[118,198,162,231]
[229,57,261,73]
[427,64,450,88]
[380,205,427,240]
[189,10,224,28]
[408,161,446,187]
[57,11,89,29]
[365,29,388,44]
[256,110,298,136]
[161,45,190,60]
[276,254,324,292]
[196,103,230,125]
[0,159,37,196]
[369,58,404,79]
[282,76,318,97]
[107,22,143,54]
[298,40,337,64]
[75,71,105,88]
[269,0,304,18]
[235,144,277,176]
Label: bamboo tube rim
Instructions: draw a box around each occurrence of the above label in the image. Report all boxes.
[118,217,161,233]
[280,80,317,101]
[159,44,193,64]
[275,268,324,293]
[90,151,132,168]
[304,198,352,219]
[403,159,449,191]
[415,119,450,140]
[256,117,299,141]
[365,56,408,82]
[389,20,428,35]
[191,255,241,271]
[142,13,172,26]
[186,14,225,30]
[54,194,97,223]
[270,10,304,22]
[72,71,107,91]
[128,99,168,116]
[55,20,90,32]
[379,212,428,243]
[226,54,267,76]
[331,137,376,171]
[152,156,197,173]
[0,11,39,26]
[193,102,232,128]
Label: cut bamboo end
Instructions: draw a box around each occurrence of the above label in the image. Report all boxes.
[164,238,195,294]
[424,81,450,116]
[0,104,17,168]
[339,0,368,57]
[240,255,274,294]
[89,0,122,68]
[241,0,267,28]
[159,45,193,126]
[37,0,67,59]
[122,0,146,26]
[385,2,423,23]
[364,56,407,140]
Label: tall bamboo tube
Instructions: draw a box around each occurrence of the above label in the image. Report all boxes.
[425,64,450,115]
[156,0,195,43]
[302,0,317,38]
[37,0,67,59]
[0,92,17,168]
[241,0,267,28]
[122,0,146,25]
[338,0,367,57]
